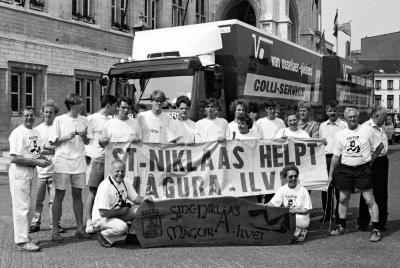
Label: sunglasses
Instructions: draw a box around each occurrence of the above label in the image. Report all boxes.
[287,175,298,179]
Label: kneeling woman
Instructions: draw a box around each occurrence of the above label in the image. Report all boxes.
[266,165,312,241]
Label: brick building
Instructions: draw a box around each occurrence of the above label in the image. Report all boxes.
[357,32,400,112]
[0,0,320,144]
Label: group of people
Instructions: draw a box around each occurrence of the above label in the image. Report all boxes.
[8,90,389,252]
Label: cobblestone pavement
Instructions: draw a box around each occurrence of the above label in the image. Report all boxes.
[1,147,400,268]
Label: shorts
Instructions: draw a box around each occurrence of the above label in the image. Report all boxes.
[335,163,372,191]
[54,173,86,190]
[87,161,105,188]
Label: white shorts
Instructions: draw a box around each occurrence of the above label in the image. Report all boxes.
[54,173,86,190]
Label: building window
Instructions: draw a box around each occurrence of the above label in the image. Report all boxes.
[387,95,394,109]
[111,0,130,31]
[375,80,381,90]
[86,80,93,114]
[30,0,46,11]
[172,0,186,26]
[144,0,157,29]
[195,0,206,24]
[75,79,82,95]
[374,95,381,107]
[387,80,393,90]
[11,72,37,115]
[72,0,96,23]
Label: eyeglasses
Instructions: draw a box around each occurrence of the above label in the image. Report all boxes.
[287,175,298,179]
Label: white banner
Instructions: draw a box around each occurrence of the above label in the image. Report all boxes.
[243,73,312,101]
[105,138,329,200]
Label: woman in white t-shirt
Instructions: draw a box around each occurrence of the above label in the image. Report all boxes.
[228,113,260,140]
[275,111,310,139]
[267,165,312,242]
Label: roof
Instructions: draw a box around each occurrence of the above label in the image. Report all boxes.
[357,60,400,74]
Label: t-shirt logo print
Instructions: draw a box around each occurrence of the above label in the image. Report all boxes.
[345,139,361,155]
[29,136,41,158]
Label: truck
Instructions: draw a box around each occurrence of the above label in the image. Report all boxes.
[103,20,374,122]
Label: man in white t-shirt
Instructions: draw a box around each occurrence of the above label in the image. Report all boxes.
[9,106,51,252]
[93,160,152,247]
[267,165,312,242]
[195,98,228,142]
[29,100,65,234]
[256,100,286,139]
[318,100,347,222]
[329,108,382,242]
[137,90,181,143]
[49,94,90,242]
[175,95,196,143]
[85,95,118,234]
[99,97,141,146]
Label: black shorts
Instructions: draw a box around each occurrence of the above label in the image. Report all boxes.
[335,163,372,191]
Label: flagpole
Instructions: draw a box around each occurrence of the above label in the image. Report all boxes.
[349,20,352,60]
[335,9,338,55]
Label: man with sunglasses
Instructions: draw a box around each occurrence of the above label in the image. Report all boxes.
[92,160,152,247]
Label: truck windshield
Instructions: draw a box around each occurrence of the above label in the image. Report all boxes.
[131,75,194,108]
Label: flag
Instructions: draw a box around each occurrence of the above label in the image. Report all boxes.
[316,30,327,54]
[338,21,351,36]
[333,9,338,37]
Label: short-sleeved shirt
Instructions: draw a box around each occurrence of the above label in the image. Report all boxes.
[227,121,261,140]
[269,184,312,220]
[49,114,88,174]
[9,124,41,179]
[319,118,348,154]
[256,117,286,139]
[275,128,310,138]
[137,110,180,143]
[332,125,373,166]
[102,117,140,143]
[92,175,138,226]
[360,119,388,157]
[228,131,259,140]
[298,119,320,138]
[86,113,112,162]
[195,117,228,142]
[35,123,54,178]
[175,119,196,143]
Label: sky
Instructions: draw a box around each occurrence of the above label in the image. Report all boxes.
[322,0,400,56]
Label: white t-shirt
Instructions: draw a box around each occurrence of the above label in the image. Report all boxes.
[175,119,196,143]
[102,117,140,143]
[256,117,286,139]
[269,184,312,221]
[137,110,180,143]
[49,114,88,174]
[228,131,259,140]
[319,118,348,154]
[275,127,310,138]
[227,121,261,140]
[332,125,373,166]
[35,123,54,178]
[86,113,111,162]
[9,124,41,179]
[195,117,228,142]
[92,175,138,227]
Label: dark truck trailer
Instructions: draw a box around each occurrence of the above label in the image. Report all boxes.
[105,20,373,122]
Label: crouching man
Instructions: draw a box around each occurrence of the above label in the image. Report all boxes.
[92,159,152,247]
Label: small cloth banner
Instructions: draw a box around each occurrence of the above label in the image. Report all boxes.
[105,138,329,200]
[133,197,296,247]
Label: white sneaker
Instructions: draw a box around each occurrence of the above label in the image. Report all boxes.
[17,242,40,252]
[85,220,95,234]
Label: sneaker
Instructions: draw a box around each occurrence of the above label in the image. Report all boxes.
[75,230,91,239]
[330,224,345,236]
[369,229,382,242]
[50,224,66,233]
[17,242,41,252]
[29,225,40,233]
[51,233,64,243]
[97,233,112,248]
[294,229,308,242]
[85,222,95,234]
